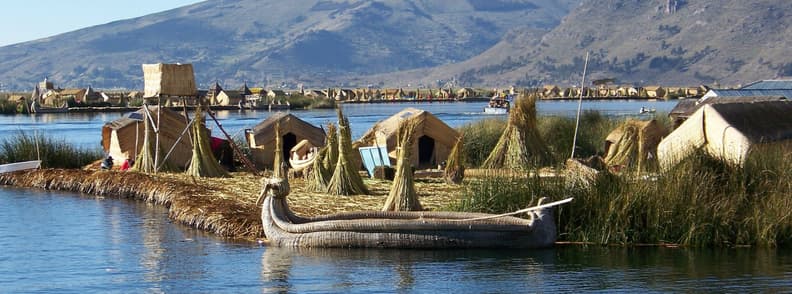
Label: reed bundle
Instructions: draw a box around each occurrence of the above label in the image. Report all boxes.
[186,107,229,178]
[306,123,336,192]
[326,108,369,195]
[382,119,422,211]
[444,135,465,184]
[132,110,157,173]
[482,94,552,170]
[272,123,285,178]
[322,123,338,173]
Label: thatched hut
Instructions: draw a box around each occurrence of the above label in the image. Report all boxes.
[142,63,197,98]
[101,106,200,168]
[356,108,460,169]
[245,112,325,169]
[658,100,792,169]
[142,63,197,106]
[214,90,245,106]
[643,86,666,98]
[603,119,668,171]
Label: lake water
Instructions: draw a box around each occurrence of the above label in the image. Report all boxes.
[0,100,677,149]
[6,100,790,292]
[1,188,790,292]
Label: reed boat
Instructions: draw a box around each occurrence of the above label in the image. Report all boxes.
[0,160,41,174]
[257,177,572,249]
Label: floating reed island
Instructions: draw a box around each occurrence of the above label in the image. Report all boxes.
[2,96,791,247]
[0,169,463,241]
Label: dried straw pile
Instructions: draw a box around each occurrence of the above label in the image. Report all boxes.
[307,123,336,192]
[272,124,285,178]
[482,94,552,170]
[382,119,422,211]
[132,110,158,173]
[444,135,465,184]
[326,108,369,195]
[186,107,229,178]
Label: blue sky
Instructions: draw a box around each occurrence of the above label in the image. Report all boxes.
[0,0,203,46]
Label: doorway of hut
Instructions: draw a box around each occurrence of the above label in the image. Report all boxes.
[418,135,435,169]
[282,133,297,167]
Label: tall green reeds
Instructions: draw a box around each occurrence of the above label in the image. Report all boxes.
[452,148,792,247]
[0,132,102,168]
[457,118,505,167]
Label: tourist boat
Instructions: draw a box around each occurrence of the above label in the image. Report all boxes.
[258,177,572,249]
[483,95,512,115]
[639,107,656,114]
[288,140,319,172]
[0,160,41,174]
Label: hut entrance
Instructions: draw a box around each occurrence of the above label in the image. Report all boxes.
[418,135,435,168]
[282,133,297,166]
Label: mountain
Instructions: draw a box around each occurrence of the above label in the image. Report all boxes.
[0,0,578,90]
[416,0,792,87]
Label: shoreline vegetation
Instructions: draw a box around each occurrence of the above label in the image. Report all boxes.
[1,112,790,248]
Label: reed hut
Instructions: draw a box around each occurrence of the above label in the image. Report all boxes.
[245,112,325,169]
[603,119,668,171]
[214,90,245,106]
[658,100,792,169]
[101,106,199,168]
[643,86,666,98]
[142,63,197,106]
[356,108,460,169]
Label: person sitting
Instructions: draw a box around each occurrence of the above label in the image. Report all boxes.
[119,158,134,171]
[100,156,114,170]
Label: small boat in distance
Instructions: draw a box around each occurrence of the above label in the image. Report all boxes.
[0,160,42,174]
[639,106,656,114]
[484,94,512,115]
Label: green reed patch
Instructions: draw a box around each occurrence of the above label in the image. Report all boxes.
[0,132,103,168]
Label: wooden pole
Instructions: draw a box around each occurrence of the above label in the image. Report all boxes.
[206,109,261,176]
[571,52,590,159]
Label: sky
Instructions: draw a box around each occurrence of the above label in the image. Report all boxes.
[0,0,204,47]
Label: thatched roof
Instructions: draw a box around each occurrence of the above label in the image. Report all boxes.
[659,100,792,168]
[248,113,325,146]
[142,63,197,98]
[669,96,787,126]
[102,106,200,168]
[246,112,325,168]
[603,119,668,170]
[357,108,460,168]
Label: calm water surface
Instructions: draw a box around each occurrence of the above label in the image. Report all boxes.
[0,100,677,149]
[1,188,791,292]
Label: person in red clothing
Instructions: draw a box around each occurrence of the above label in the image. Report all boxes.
[119,157,134,171]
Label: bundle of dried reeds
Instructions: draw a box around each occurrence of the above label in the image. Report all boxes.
[326,108,369,195]
[322,123,338,173]
[272,123,286,178]
[482,94,552,170]
[132,109,158,173]
[306,123,336,192]
[186,107,229,178]
[444,135,465,185]
[382,119,422,211]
